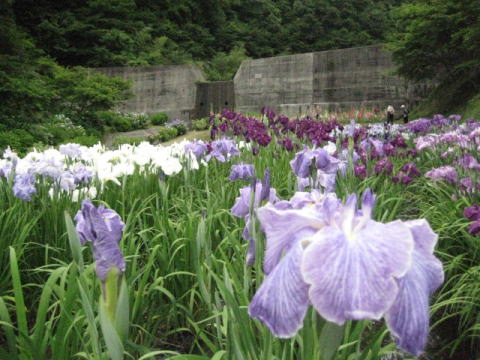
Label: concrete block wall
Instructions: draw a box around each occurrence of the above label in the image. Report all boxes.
[235,44,431,116]
[94,45,431,120]
[94,64,205,120]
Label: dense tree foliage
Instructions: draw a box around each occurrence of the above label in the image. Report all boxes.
[12,0,404,70]
[387,0,480,115]
[388,0,480,83]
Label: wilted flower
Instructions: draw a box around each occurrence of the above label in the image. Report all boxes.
[249,189,443,356]
[75,199,125,281]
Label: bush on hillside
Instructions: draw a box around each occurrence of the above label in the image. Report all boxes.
[154,127,178,142]
[173,123,187,136]
[150,112,168,126]
[192,118,209,130]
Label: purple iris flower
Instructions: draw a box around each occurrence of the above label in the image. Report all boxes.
[231,180,279,265]
[59,143,83,159]
[184,140,208,160]
[360,138,384,157]
[297,172,336,193]
[415,135,438,152]
[59,171,76,191]
[354,164,367,179]
[374,158,393,175]
[13,173,37,201]
[72,166,93,185]
[249,189,443,356]
[425,166,457,184]
[278,138,294,151]
[290,147,339,178]
[229,163,255,182]
[206,138,240,162]
[0,161,14,178]
[457,154,480,171]
[401,162,421,177]
[75,199,125,282]
[464,204,480,221]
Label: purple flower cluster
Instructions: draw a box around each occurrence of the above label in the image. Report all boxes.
[249,189,443,356]
[425,166,458,184]
[392,162,421,185]
[464,205,480,235]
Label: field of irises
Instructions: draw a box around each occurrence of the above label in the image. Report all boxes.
[0,109,479,360]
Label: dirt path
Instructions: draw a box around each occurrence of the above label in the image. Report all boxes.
[103,127,210,146]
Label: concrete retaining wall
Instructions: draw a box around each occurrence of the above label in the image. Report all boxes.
[94,64,205,120]
[235,45,430,116]
[94,45,431,120]
[193,81,235,119]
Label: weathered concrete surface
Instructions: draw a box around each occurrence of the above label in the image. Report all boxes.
[193,81,235,119]
[235,45,431,116]
[234,53,314,115]
[94,65,205,120]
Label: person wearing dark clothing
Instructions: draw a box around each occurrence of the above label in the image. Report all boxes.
[386,105,394,125]
[401,104,409,124]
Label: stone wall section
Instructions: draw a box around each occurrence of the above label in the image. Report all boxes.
[94,45,431,120]
[94,64,205,120]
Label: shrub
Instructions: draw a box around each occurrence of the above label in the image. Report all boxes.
[111,136,145,147]
[155,127,178,142]
[0,129,35,154]
[150,112,168,126]
[192,118,209,130]
[173,123,187,136]
[112,116,133,132]
[95,111,120,127]
[126,113,149,130]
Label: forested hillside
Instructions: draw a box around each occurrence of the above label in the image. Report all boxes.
[12,0,403,69]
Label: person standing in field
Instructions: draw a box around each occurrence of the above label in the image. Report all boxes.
[386,105,395,125]
[401,104,409,124]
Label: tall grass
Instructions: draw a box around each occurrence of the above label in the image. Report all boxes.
[0,136,478,359]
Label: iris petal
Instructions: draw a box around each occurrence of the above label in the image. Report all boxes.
[301,220,413,324]
[385,251,444,355]
[385,219,444,356]
[256,204,322,274]
[248,241,310,338]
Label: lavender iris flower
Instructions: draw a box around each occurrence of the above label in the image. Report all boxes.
[425,166,457,184]
[13,173,37,201]
[231,181,279,265]
[229,163,255,182]
[59,143,83,159]
[206,138,240,162]
[184,140,208,160]
[249,189,443,356]
[72,165,93,185]
[0,161,13,178]
[75,199,125,281]
[290,147,339,178]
